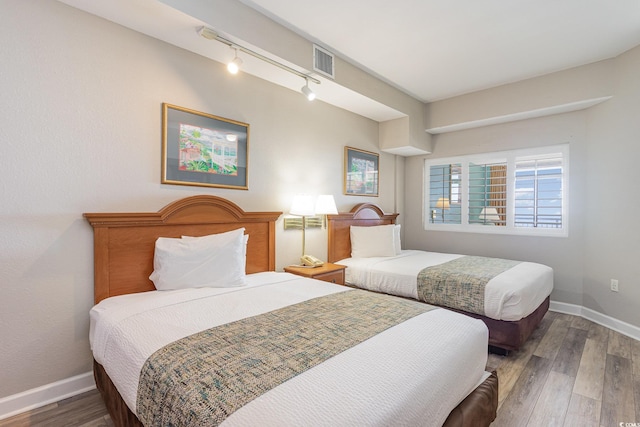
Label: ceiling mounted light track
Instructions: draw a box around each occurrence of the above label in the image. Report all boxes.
[198,26,319,101]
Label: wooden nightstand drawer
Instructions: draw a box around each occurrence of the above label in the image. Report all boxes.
[312,269,344,285]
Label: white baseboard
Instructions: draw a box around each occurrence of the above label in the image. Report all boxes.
[550,300,640,341]
[0,371,95,421]
[2,302,638,421]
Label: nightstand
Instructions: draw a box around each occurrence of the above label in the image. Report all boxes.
[284,263,347,285]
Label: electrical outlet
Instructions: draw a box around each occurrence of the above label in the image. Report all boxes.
[610,279,619,292]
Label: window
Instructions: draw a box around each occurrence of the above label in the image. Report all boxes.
[468,160,507,226]
[424,144,568,236]
[514,156,563,228]
[428,163,461,224]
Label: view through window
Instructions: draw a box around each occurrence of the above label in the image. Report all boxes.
[424,145,568,236]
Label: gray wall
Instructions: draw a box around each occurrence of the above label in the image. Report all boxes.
[583,46,640,326]
[405,45,640,329]
[405,112,587,307]
[0,1,399,399]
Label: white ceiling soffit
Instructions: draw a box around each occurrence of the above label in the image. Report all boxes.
[426,96,613,135]
[56,0,405,122]
[239,0,640,102]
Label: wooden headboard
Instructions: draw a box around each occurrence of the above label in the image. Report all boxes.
[327,203,399,263]
[84,195,281,304]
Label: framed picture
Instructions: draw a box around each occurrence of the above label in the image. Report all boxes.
[344,146,379,196]
[162,103,249,190]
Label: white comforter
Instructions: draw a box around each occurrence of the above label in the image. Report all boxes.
[90,272,489,427]
[338,250,553,321]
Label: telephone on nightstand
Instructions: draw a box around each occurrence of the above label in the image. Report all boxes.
[301,254,324,267]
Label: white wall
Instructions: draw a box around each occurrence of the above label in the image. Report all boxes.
[405,46,640,329]
[0,1,397,399]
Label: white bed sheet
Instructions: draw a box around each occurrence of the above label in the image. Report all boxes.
[338,250,553,321]
[90,271,490,427]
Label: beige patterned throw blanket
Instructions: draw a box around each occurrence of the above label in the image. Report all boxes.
[136,289,434,427]
[417,256,520,315]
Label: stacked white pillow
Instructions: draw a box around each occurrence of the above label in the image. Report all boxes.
[350,224,402,258]
[149,228,248,290]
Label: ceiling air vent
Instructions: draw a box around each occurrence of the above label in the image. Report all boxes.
[313,44,335,79]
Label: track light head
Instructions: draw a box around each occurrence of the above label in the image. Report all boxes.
[227,55,242,74]
[301,81,316,101]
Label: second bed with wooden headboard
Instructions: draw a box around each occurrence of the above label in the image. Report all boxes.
[84,195,497,427]
[327,203,553,353]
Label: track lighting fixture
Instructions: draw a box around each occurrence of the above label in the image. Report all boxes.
[198,26,321,100]
[227,49,242,74]
[301,79,316,101]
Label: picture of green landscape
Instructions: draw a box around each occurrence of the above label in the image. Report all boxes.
[178,123,238,176]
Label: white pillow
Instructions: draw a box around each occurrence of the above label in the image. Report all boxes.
[394,224,402,255]
[182,233,249,259]
[350,225,397,258]
[149,228,247,290]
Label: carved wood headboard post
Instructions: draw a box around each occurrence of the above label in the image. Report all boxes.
[327,203,399,263]
[84,195,281,304]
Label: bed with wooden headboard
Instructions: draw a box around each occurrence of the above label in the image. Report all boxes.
[84,195,498,427]
[84,195,280,303]
[327,202,551,353]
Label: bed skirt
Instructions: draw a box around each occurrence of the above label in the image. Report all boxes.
[94,360,497,427]
[445,295,550,352]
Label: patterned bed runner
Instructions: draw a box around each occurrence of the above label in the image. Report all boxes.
[417,256,520,316]
[136,289,434,426]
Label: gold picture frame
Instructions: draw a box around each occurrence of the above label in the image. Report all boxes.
[162,103,249,190]
[344,146,379,196]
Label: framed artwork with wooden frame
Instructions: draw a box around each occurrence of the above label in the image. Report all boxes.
[344,146,379,197]
[162,103,249,190]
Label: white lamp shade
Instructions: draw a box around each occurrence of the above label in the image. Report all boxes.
[290,195,315,216]
[480,207,501,222]
[314,195,338,215]
[435,197,450,209]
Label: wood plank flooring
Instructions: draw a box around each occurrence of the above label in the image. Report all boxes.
[0,390,112,427]
[1,311,638,426]
[487,310,640,426]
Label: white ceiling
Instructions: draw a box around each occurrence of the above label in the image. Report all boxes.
[240,0,640,101]
[58,0,640,120]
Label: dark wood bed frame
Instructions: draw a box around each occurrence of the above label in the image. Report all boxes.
[327,202,549,353]
[84,195,497,427]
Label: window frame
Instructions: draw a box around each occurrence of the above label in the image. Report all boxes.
[423,144,569,237]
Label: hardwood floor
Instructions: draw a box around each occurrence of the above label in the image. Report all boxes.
[486,311,640,426]
[1,311,638,426]
[0,390,112,427]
